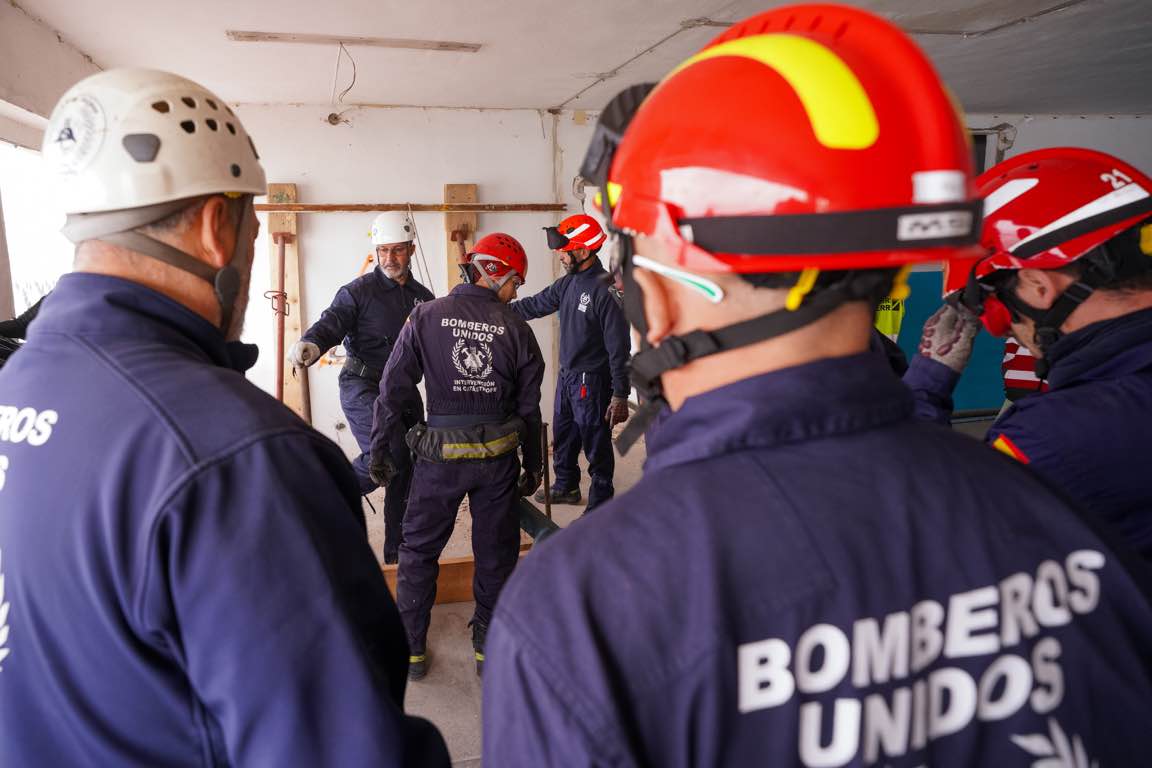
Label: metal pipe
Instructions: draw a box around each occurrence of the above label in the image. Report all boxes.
[518,498,560,543]
[541,422,552,520]
[270,232,293,401]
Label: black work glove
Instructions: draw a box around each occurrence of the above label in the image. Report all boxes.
[369,454,399,487]
[605,395,630,427]
[517,469,543,498]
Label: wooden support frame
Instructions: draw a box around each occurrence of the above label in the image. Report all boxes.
[382,544,533,604]
[444,184,478,291]
[266,183,310,422]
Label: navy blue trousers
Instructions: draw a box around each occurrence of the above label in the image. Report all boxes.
[339,370,414,557]
[553,369,615,510]
[396,452,521,650]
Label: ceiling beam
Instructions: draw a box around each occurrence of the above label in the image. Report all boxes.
[225,30,481,53]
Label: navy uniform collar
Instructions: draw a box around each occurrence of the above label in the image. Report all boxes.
[645,352,913,473]
[1046,306,1152,388]
[571,261,607,280]
[374,266,430,297]
[450,283,501,302]
[30,272,259,374]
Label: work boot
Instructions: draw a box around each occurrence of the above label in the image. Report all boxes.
[408,651,428,681]
[534,485,582,505]
[469,620,488,677]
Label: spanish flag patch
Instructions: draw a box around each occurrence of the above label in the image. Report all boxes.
[992,434,1030,464]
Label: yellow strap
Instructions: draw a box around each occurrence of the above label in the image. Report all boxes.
[889,264,914,301]
[474,651,485,661]
[441,431,520,460]
[409,654,426,663]
[785,268,820,311]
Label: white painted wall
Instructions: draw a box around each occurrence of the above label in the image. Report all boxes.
[968,113,1152,168]
[237,104,595,458]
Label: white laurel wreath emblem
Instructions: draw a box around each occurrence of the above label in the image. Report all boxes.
[0,547,10,670]
[451,339,493,380]
[1011,718,1097,768]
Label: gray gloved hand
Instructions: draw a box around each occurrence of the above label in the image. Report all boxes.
[369,454,398,487]
[605,395,630,427]
[288,340,321,367]
[517,469,543,498]
[917,304,981,373]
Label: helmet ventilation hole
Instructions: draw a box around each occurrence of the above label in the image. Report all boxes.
[180,120,196,134]
[226,122,236,135]
[230,164,241,178]
[247,136,259,159]
[181,96,197,108]
[206,118,218,131]
[206,98,218,110]
[151,101,170,114]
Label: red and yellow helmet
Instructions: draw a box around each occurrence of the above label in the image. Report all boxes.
[592,3,983,277]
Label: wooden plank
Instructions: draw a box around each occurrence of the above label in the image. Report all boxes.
[266,183,309,422]
[254,202,564,214]
[444,184,478,291]
[382,544,534,604]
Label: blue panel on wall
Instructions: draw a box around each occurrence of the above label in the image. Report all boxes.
[896,271,1006,412]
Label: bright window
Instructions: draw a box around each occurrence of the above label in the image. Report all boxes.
[0,142,72,313]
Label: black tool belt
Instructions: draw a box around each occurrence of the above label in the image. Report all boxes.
[406,415,525,463]
[343,355,383,380]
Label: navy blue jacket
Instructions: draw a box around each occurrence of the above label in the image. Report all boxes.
[905,307,1152,560]
[302,267,434,370]
[372,283,544,458]
[484,352,1152,767]
[511,261,630,397]
[0,274,447,767]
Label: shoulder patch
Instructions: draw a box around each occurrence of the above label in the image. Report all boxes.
[992,433,1031,464]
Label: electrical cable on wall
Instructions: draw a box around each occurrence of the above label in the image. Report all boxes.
[326,42,358,125]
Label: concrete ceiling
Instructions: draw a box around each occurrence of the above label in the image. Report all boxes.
[14,0,1152,114]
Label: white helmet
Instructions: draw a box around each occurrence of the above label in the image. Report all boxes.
[42,68,266,214]
[370,212,415,246]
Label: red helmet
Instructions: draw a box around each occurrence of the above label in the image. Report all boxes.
[951,148,1152,336]
[598,3,983,276]
[470,232,528,285]
[547,214,606,252]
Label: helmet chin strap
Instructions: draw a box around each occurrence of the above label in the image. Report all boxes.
[612,235,893,454]
[63,197,253,335]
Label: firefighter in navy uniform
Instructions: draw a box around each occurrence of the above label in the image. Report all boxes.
[0,69,447,767]
[292,211,434,563]
[511,214,630,510]
[482,7,1152,767]
[906,148,1152,560]
[370,232,544,680]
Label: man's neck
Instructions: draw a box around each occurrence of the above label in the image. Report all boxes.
[660,303,873,410]
[1065,290,1152,333]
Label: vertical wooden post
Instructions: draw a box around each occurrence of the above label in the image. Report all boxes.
[444,184,478,290]
[266,183,309,422]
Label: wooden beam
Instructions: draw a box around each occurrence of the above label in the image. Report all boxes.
[382,544,533,604]
[444,184,478,291]
[266,183,310,422]
[254,202,564,214]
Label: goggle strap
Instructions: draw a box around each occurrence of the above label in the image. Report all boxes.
[679,200,984,256]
